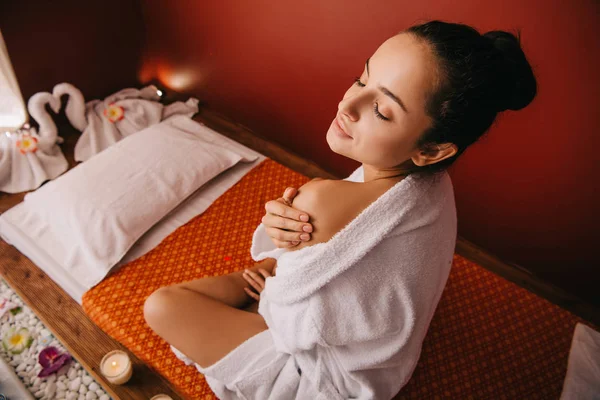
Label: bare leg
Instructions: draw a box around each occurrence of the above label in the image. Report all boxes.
[144,287,267,368]
[143,259,273,366]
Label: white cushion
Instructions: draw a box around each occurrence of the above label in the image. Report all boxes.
[6,119,256,289]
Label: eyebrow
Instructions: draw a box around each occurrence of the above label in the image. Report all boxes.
[366,57,408,113]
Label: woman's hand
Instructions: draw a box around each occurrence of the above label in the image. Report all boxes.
[262,184,319,248]
[242,268,272,301]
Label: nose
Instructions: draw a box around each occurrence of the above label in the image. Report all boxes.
[338,90,367,122]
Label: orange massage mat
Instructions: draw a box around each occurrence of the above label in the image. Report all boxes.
[82,158,594,399]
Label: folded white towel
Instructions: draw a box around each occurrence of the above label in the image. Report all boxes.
[0,127,68,194]
[74,86,199,162]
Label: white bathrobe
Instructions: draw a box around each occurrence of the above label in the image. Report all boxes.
[172,164,457,400]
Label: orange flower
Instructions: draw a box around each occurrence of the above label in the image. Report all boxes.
[103,103,125,123]
[15,134,38,154]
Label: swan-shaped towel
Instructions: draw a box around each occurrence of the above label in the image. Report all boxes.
[0,93,68,194]
[52,83,199,162]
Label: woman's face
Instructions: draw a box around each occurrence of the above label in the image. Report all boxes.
[326,33,439,171]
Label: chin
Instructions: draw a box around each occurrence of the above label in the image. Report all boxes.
[326,129,356,161]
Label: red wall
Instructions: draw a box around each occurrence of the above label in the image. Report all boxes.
[0,0,144,102]
[139,1,600,307]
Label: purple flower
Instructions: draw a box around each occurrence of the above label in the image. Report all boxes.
[38,346,72,378]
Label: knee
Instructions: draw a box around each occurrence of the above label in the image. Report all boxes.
[143,286,178,331]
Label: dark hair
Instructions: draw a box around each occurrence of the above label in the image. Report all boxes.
[401,20,537,175]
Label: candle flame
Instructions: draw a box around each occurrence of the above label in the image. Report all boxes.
[112,361,118,368]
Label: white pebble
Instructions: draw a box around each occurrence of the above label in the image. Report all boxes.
[16,362,27,372]
[79,384,87,394]
[26,356,36,365]
[85,392,98,400]
[78,395,86,400]
[99,396,109,400]
[88,382,99,392]
[57,381,67,390]
[34,389,44,398]
[57,390,67,399]
[46,374,57,384]
[14,312,27,320]
[13,354,22,362]
[66,392,77,400]
[45,382,57,397]
[33,377,42,388]
[68,369,78,380]
[26,365,33,372]
[40,328,51,337]
[95,389,104,397]
[69,377,81,391]
[82,375,93,385]
[40,382,46,390]
[77,369,83,376]
[18,370,28,378]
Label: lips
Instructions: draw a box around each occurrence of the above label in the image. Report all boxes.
[335,115,352,138]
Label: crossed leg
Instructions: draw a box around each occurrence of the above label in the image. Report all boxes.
[144,276,267,369]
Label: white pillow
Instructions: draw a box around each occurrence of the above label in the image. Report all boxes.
[12,119,255,289]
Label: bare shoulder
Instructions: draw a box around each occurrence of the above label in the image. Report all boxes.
[288,178,390,251]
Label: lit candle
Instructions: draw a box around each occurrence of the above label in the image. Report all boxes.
[100,350,133,385]
[150,395,173,400]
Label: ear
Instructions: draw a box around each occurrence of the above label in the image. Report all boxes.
[411,143,458,167]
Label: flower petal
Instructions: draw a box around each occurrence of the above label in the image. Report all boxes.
[38,346,60,368]
[38,354,71,377]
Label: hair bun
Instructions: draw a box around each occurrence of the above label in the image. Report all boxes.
[483,30,537,112]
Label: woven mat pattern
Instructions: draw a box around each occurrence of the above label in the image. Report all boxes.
[82,158,594,399]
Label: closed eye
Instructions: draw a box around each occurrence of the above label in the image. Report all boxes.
[353,77,390,121]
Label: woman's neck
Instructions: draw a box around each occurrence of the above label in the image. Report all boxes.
[362,164,408,184]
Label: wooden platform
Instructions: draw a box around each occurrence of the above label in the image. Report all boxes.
[1,107,599,400]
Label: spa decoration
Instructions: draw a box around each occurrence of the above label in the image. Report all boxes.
[0,298,18,319]
[2,327,33,355]
[9,306,22,316]
[99,349,133,384]
[15,132,38,154]
[0,93,69,193]
[52,82,200,162]
[37,346,72,377]
[103,103,125,123]
[0,280,111,399]
[38,332,52,347]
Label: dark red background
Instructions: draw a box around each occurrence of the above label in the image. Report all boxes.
[2,0,599,307]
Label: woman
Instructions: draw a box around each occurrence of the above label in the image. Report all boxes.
[144,20,536,399]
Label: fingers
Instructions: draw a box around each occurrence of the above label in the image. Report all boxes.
[243,269,265,292]
[244,287,260,301]
[272,238,301,248]
[282,187,298,204]
[265,199,310,223]
[264,226,311,244]
[262,213,312,236]
[257,268,271,279]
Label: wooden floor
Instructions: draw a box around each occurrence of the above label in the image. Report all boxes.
[0,107,598,400]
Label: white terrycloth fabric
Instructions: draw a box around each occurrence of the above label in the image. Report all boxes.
[173,165,457,399]
[0,127,68,194]
[74,85,199,162]
[560,323,600,400]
